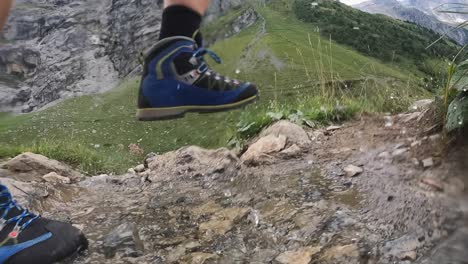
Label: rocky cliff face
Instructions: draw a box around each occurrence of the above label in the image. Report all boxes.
[1,0,164,112]
[0,0,249,113]
[355,0,468,45]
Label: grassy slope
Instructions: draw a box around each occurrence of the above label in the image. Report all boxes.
[0,2,429,174]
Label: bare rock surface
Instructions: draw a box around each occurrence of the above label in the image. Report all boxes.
[0,117,466,264]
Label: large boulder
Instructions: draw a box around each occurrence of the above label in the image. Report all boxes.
[241,121,311,165]
[241,135,287,165]
[147,146,241,182]
[260,121,311,148]
[1,152,83,182]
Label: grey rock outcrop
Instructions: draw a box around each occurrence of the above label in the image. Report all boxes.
[1,0,163,112]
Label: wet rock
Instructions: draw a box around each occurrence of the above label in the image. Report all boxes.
[422,158,434,168]
[2,152,82,182]
[42,172,71,184]
[103,223,144,258]
[241,135,287,165]
[409,99,434,112]
[275,246,321,264]
[344,165,363,177]
[147,146,240,182]
[321,244,360,261]
[198,207,249,239]
[384,235,421,261]
[260,120,311,148]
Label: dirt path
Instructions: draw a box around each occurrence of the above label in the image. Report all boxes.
[1,112,466,264]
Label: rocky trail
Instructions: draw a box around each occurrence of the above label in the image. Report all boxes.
[0,105,467,264]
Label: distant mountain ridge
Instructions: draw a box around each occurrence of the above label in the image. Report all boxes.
[354,0,468,45]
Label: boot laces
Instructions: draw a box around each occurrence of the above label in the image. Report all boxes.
[192,48,240,87]
[0,185,40,240]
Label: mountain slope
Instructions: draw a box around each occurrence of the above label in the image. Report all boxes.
[355,0,468,45]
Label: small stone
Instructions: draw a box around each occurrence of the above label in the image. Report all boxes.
[144,152,157,168]
[103,223,144,258]
[275,246,321,264]
[326,125,342,131]
[42,172,71,184]
[422,158,434,168]
[72,224,85,231]
[411,158,420,166]
[247,210,260,226]
[343,165,363,177]
[401,250,417,261]
[378,151,391,159]
[134,164,145,173]
[127,168,136,174]
[411,141,422,148]
[392,148,408,157]
[429,134,442,141]
[409,99,434,112]
[420,178,444,192]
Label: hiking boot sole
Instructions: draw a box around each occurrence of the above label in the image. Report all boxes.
[136,95,258,121]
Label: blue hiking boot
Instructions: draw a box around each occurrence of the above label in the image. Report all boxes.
[136,36,259,121]
[0,184,88,264]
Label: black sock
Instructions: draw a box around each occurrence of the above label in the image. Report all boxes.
[159,5,202,41]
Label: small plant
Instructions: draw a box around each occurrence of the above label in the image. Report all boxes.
[432,4,468,132]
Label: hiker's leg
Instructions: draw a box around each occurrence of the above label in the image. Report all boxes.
[136,0,258,121]
[0,0,13,30]
[158,0,211,41]
[164,0,210,16]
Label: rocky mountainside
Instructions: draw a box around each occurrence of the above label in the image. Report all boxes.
[354,0,468,45]
[0,0,247,113]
